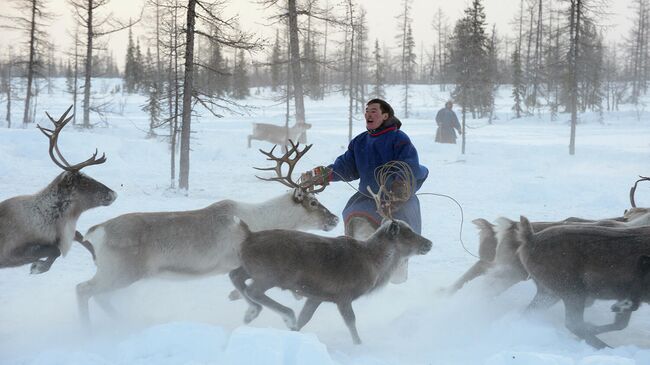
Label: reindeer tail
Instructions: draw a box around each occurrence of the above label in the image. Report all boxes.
[74,230,96,261]
[472,218,497,261]
[516,216,534,248]
[233,216,251,236]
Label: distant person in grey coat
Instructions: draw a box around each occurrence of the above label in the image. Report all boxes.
[435,101,462,144]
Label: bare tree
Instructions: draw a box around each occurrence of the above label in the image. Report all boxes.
[395,0,413,117]
[432,7,449,89]
[177,0,260,190]
[0,0,52,126]
[628,0,650,104]
[68,0,138,127]
[1,49,14,127]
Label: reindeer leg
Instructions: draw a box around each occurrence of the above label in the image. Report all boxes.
[563,295,610,349]
[94,294,119,319]
[447,260,493,293]
[296,298,322,330]
[76,271,140,331]
[337,301,361,345]
[229,267,262,324]
[525,283,560,313]
[591,311,633,335]
[16,244,61,274]
[245,280,297,330]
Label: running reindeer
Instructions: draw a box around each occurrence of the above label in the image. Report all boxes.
[517,216,650,349]
[76,140,338,327]
[230,162,432,344]
[0,106,116,274]
[448,176,650,297]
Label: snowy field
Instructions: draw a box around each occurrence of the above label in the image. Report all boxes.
[1,80,650,365]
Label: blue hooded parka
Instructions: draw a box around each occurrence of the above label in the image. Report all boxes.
[328,117,429,233]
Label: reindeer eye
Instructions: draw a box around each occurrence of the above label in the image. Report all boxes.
[309,200,318,208]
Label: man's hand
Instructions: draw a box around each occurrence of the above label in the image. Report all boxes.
[389,180,409,201]
[301,166,332,187]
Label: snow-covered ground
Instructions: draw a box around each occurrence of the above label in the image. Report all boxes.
[1,80,650,365]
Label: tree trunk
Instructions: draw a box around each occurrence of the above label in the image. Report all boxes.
[347,0,355,142]
[179,0,196,190]
[461,104,466,154]
[22,0,37,125]
[569,0,580,156]
[287,0,306,127]
[5,56,12,127]
[73,30,79,125]
[82,0,94,127]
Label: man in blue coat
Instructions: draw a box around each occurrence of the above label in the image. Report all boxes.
[435,101,462,144]
[305,98,429,237]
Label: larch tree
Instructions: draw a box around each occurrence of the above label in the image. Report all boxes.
[370,39,385,99]
[1,53,13,127]
[395,0,413,117]
[68,0,137,127]
[177,0,260,190]
[628,0,650,104]
[512,47,524,118]
[0,0,52,126]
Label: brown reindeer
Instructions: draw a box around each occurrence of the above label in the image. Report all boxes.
[448,207,650,296]
[449,177,650,296]
[0,106,116,274]
[517,216,650,349]
[229,181,432,344]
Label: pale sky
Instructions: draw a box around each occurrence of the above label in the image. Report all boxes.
[0,0,636,69]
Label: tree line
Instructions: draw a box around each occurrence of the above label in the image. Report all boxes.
[1,0,648,186]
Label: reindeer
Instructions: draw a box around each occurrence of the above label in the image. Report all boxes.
[448,177,650,295]
[247,122,311,148]
[76,141,338,327]
[229,173,432,345]
[0,106,116,274]
[517,216,650,349]
[447,211,650,295]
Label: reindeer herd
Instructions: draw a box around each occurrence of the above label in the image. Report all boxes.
[1,107,650,348]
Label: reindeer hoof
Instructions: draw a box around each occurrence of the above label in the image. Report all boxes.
[283,312,297,330]
[30,261,50,274]
[229,289,242,301]
[244,304,262,323]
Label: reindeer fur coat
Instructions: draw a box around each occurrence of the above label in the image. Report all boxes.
[327,117,429,233]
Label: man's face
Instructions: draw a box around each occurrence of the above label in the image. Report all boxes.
[446,102,453,109]
[365,103,389,130]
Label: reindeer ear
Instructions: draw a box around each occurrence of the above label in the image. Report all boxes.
[388,221,400,237]
[293,188,305,202]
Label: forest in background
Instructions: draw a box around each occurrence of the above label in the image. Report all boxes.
[0,0,648,187]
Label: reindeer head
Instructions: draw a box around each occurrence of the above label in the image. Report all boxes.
[38,106,117,212]
[371,219,432,257]
[255,140,339,231]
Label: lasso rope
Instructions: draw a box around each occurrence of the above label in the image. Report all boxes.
[370,161,415,218]
[301,153,475,258]
[416,192,477,259]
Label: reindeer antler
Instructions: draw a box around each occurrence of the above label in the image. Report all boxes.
[630,175,650,208]
[255,140,321,191]
[37,105,107,172]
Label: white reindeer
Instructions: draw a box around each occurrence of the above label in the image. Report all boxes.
[76,141,338,327]
[247,122,311,148]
